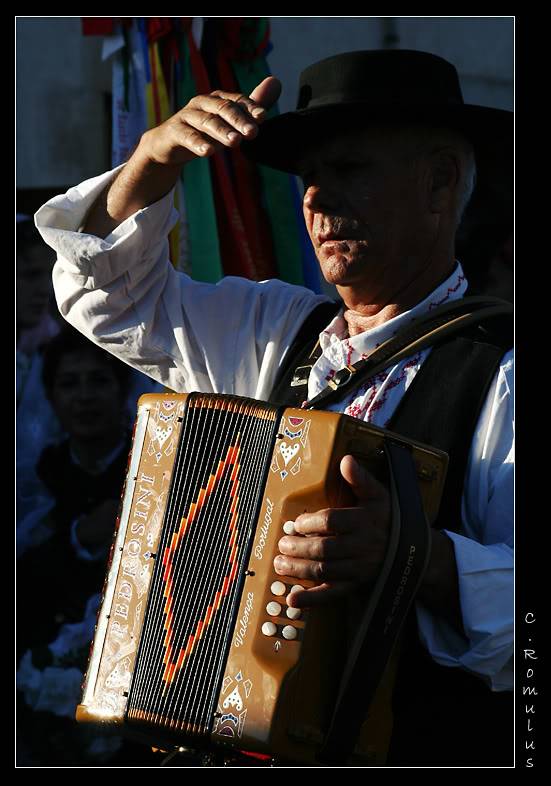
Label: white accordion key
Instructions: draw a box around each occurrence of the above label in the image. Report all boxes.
[266,601,282,616]
[262,621,277,637]
[286,606,301,620]
[282,625,298,640]
[271,581,287,596]
[290,584,304,594]
[283,521,296,535]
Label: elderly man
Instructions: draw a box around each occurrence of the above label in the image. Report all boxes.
[35,51,513,766]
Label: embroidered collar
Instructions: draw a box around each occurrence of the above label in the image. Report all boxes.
[318,263,467,369]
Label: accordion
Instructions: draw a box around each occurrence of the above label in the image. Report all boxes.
[77,393,448,765]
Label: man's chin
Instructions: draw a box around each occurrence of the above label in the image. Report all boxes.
[318,256,367,288]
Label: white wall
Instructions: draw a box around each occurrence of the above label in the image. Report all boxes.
[267,16,513,113]
[16,17,112,188]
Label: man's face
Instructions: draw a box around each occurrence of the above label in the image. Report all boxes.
[50,351,125,441]
[299,126,437,298]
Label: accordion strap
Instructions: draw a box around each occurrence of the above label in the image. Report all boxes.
[302,296,512,410]
[317,439,431,765]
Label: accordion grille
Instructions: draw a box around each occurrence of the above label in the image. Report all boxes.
[126,394,279,741]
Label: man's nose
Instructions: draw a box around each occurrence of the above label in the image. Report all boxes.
[303,183,342,214]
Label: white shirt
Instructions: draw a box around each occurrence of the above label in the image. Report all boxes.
[35,167,514,691]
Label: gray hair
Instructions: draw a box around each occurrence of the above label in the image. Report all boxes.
[406,125,477,226]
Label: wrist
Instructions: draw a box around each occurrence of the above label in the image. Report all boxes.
[109,134,182,212]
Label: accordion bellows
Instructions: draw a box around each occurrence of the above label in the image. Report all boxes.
[77,393,447,765]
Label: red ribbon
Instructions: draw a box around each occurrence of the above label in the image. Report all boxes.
[81,18,116,36]
[146,17,174,44]
[215,39,277,280]
[186,28,257,279]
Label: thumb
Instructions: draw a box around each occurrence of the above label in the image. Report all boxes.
[340,454,386,505]
[249,76,282,110]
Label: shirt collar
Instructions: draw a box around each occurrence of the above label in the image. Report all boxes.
[319,262,468,368]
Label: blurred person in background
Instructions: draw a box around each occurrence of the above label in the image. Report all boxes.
[16,216,163,556]
[16,327,160,766]
[17,216,64,552]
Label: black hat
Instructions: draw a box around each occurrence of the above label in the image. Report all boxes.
[243,49,512,189]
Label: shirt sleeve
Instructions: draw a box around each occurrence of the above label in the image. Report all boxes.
[415,349,514,690]
[34,167,330,401]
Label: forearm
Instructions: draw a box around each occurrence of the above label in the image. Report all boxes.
[82,133,183,239]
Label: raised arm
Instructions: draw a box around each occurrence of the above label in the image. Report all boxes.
[83,77,282,238]
[35,73,327,399]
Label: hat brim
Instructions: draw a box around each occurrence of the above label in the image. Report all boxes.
[243,102,512,197]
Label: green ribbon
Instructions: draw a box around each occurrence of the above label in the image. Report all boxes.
[231,21,304,286]
[177,34,223,283]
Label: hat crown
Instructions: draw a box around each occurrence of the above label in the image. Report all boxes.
[296,50,464,111]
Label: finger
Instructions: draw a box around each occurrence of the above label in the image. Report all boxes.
[182,109,248,148]
[169,124,219,158]
[187,94,261,135]
[292,508,363,536]
[340,454,388,505]
[287,583,353,609]
[278,533,360,562]
[287,580,356,609]
[274,554,359,584]
[213,78,281,114]
[206,91,266,123]
[249,76,282,110]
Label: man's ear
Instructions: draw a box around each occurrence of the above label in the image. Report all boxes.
[429,149,461,213]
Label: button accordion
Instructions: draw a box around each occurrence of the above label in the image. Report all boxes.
[77,393,448,765]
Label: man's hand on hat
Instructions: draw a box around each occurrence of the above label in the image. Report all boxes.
[141,76,282,168]
[274,455,392,608]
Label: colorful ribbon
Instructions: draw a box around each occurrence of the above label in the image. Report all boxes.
[84,17,320,290]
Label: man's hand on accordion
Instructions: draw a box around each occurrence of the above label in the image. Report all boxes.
[274,455,463,628]
[274,455,391,608]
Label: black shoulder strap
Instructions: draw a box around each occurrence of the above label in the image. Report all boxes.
[304,297,512,411]
[271,296,512,411]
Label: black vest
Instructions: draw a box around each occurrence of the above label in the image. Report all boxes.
[270,304,513,766]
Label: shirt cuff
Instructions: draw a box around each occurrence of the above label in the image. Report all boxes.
[34,166,180,287]
[415,530,513,690]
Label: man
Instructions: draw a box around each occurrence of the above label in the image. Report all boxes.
[35,50,513,765]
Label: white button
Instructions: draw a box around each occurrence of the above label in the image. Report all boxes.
[266,601,282,616]
[283,521,296,535]
[262,622,277,637]
[271,581,287,596]
[290,584,304,594]
[282,626,298,640]
[286,606,301,620]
